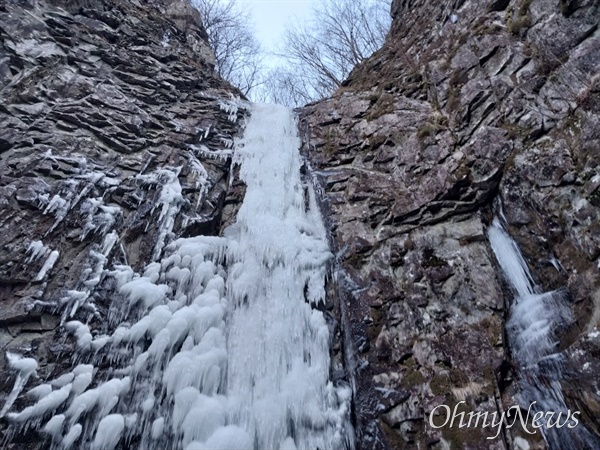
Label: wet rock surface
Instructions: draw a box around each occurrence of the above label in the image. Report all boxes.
[302,0,600,448]
[0,0,245,446]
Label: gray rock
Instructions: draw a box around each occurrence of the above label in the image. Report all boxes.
[0,0,245,446]
[302,0,600,448]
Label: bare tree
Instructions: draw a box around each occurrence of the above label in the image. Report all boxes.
[268,0,392,106]
[254,68,316,107]
[191,0,263,96]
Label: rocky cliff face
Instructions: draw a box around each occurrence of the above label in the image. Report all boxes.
[302,0,600,448]
[2,0,600,449]
[0,0,245,446]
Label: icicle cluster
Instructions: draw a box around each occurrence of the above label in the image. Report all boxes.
[3,103,353,450]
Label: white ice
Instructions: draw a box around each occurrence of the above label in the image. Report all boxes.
[27,384,52,400]
[218,97,240,123]
[137,168,184,260]
[92,414,125,450]
[488,217,570,364]
[222,103,351,450]
[26,240,49,263]
[0,353,38,418]
[62,423,83,447]
[42,414,65,438]
[7,384,72,422]
[3,103,352,450]
[35,250,59,281]
[487,214,580,447]
[80,198,122,240]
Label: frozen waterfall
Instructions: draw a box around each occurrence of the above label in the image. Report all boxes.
[488,216,569,365]
[1,103,353,450]
[488,215,599,449]
[223,103,353,450]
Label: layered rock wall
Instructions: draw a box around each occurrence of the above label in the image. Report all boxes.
[0,1,245,446]
[302,0,600,448]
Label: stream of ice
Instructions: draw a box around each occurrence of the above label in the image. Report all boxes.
[487,217,569,365]
[2,103,353,450]
[488,215,599,449]
[223,103,352,450]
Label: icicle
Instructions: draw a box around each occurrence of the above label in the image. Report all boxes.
[91,414,125,450]
[0,353,38,418]
[27,384,52,400]
[35,250,59,281]
[188,144,232,162]
[187,151,211,209]
[62,423,83,447]
[80,198,122,240]
[26,240,50,263]
[218,97,240,123]
[136,167,185,261]
[7,384,72,422]
[65,321,93,351]
[42,414,65,438]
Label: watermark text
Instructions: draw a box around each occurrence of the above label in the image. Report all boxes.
[429,401,580,439]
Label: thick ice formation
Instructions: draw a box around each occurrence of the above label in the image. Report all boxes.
[0,353,38,418]
[3,103,352,449]
[35,250,60,281]
[92,414,125,450]
[223,103,351,450]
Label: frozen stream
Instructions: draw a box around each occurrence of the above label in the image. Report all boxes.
[223,103,353,450]
[1,103,353,450]
[488,215,599,449]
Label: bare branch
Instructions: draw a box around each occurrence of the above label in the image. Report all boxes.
[271,0,391,106]
[191,0,264,96]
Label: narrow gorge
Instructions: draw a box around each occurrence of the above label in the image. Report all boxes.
[1,0,599,449]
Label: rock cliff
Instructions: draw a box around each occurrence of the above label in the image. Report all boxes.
[2,0,600,449]
[301,0,600,448]
[0,0,246,447]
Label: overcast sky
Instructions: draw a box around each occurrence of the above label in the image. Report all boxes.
[237,0,316,66]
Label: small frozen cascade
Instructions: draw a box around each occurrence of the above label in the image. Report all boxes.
[2,103,353,450]
[487,217,569,365]
[488,215,599,449]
